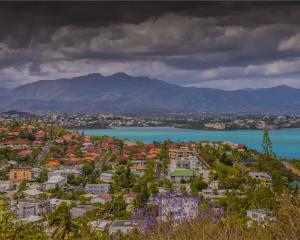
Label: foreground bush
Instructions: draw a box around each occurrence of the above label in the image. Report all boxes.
[123,197,300,240]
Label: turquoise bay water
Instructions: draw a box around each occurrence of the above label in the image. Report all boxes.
[81,127,300,159]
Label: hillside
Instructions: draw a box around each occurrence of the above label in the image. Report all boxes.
[1,73,300,113]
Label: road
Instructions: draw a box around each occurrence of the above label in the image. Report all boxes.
[37,141,52,162]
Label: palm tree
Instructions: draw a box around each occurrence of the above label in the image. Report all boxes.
[49,202,78,240]
[262,128,273,157]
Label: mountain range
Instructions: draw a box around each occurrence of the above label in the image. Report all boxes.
[0,73,300,114]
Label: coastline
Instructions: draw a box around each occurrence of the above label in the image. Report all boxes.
[74,127,300,160]
[73,126,300,131]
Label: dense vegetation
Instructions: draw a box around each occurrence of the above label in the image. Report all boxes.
[0,121,299,240]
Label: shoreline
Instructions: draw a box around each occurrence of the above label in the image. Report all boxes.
[73,126,300,131]
[73,127,300,160]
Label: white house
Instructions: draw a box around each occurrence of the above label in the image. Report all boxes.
[91,194,113,204]
[168,155,208,176]
[23,189,44,198]
[248,172,271,181]
[48,168,81,179]
[100,171,114,183]
[247,209,270,221]
[208,180,220,190]
[130,166,146,176]
[246,209,273,227]
[199,170,215,182]
[85,184,111,195]
[200,189,226,200]
[71,205,98,218]
[169,147,197,160]
[15,199,49,219]
[0,181,14,192]
[124,193,138,204]
[43,175,66,190]
[248,171,272,187]
[49,198,72,208]
[109,220,139,235]
[90,220,112,231]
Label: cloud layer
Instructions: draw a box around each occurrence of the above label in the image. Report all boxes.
[1,2,300,89]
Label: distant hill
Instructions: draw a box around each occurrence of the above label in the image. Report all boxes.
[0,87,9,96]
[1,73,300,113]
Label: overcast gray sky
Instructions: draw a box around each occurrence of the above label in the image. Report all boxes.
[1,1,300,90]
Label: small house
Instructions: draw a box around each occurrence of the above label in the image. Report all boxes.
[85,184,111,195]
[91,194,113,204]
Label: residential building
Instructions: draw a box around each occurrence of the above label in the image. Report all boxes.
[0,181,14,192]
[48,168,82,178]
[124,193,138,204]
[32,167,41,179]
[90,220,112,231]
[200,189,226,200]
[71,205,99,218]
[247,209,271,222]
[23,189,44,198]
[169,168,199,183]
[49,198,71,208]
[246,209,273,227]
[208,180,220,190]
[199,170,215,182]
[100,171,114,183]
[85,184,111,195]
[169,147,197,160]
[15,199,49,219]
[204,123,226,130]
[109,220,139,235]
[91,194,113,204]
[131,160,145,166]
[43,175,66,190]
[9,167,32,182]
[35,130,46,140]
[168,156,208,173]
[248,171,272,187]
[130,165,146,176]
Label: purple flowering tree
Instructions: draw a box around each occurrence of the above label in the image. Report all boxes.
[133,192,223,233]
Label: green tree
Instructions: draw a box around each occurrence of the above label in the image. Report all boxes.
[144,159,155,182]
[109,195,127,215]
[219,152,233,166]
[148,182,159,195]
[159,143,170,174]
[49,202,78,240]
[83,163,94,176]
[0,204,48,239]
[117,139,125,153]
[136,182,149,207]
[37,168,48,183]
[251,187,277,210]
[262,128,273,157]
[112,166,134,192]
[271,170,287,193]
[163,178,173,191]
[190,177,207,196]
[67,174,84,186]
[180,185,187,194]
[18,181,27,192]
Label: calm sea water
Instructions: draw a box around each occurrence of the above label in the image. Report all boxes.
[80,127,300,159]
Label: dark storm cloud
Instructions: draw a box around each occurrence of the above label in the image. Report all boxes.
[1,1,300,89]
